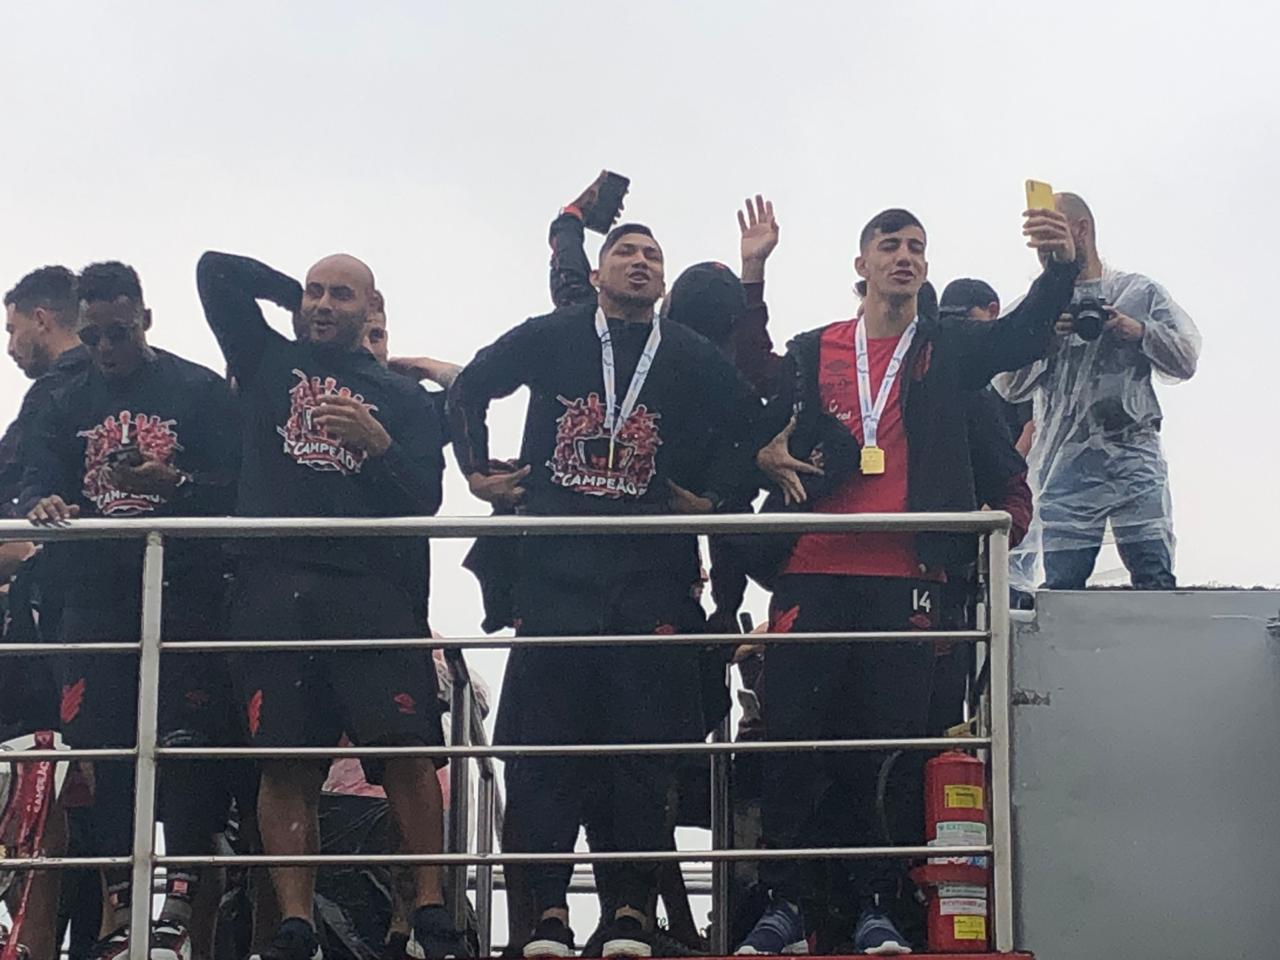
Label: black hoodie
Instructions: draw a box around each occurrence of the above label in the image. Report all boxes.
[196,252,445,603]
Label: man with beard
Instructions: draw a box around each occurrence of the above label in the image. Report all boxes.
[196,251,462,960]
[449,223,758,958]
[1,265,88,960]
[993,192,1200,592]
[23,261,241,960]
[742,207,1077,955]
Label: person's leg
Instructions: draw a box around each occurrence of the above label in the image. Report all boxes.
[257,759,326,921]
[1041,542,1103,589]
[838,579,937,955]
[1116,538,1177,590]
[381,756,446,906]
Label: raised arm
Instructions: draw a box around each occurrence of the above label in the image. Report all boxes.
[733,195,787,398]
[954,210,1081,388]
[196,251,302,382]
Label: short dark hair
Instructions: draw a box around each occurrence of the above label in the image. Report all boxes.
[940,278,1000,314]
[599,223,659,263]
[78,261,144,307]
[859,208,926,251]
[4,266,79,329]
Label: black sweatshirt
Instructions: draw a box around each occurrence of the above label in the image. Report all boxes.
[18,349,239,609]
[196,252,445,606]
[449,300,759,583]
[0,346,90,517]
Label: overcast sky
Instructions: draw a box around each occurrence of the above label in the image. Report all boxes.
[4,0,1278,653]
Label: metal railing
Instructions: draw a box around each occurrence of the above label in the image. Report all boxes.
[0,511,1013,958]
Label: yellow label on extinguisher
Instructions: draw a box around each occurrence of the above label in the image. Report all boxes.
[953,915,987,941]
[944,784,984,809]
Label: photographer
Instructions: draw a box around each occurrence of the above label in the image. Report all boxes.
[993,193,1201,590]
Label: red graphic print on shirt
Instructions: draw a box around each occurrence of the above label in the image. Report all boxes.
[546,392,661,498]
[77,411,181,516]
[277,369,374,475]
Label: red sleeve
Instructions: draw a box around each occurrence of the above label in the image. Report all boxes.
[998,471,1033,548]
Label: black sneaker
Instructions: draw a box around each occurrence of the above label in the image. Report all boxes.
[601,916,652,958]
[523,917,576,958]
[251,918,323,960]
[408,904,472,959]
[384,931,411,959]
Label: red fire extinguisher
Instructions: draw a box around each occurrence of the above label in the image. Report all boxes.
[910,750,991,952]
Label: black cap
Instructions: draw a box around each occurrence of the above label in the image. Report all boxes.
[665,261,746,347]
[940,278,1000,314]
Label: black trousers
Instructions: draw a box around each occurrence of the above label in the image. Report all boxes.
[759,575,938,911]
[498,570,703,917]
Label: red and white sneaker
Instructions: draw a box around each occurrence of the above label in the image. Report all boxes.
[90,927,130,960]
[151,920,193,960]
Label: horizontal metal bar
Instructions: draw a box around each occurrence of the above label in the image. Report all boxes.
[158,737,987,760]
[0,642,141,655]
[0,510,1011,543]
[151,629,987,653]
[0,857,133,869]
[5,844,991,870]
[1,748,137,760]
[156,845,992,867]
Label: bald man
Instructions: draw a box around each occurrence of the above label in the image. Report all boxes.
[196,252,464,960]
[993,192,1201,592]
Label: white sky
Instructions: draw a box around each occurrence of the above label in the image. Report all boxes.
[4,1,1278,654]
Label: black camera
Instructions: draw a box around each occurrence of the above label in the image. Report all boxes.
[1068,297,1109,341]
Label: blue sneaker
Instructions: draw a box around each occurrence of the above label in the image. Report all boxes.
[851,906,911,955]
[735,899,807,955]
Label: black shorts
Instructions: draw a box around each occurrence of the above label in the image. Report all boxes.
[58,590,237,750]
[226,563,445,772]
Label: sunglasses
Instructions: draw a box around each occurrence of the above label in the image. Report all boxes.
[79,325,133,348]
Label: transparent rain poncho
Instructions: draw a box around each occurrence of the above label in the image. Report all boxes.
[992,269,1201,586]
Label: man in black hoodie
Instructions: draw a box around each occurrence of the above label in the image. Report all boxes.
[739,208,1078,956]
[196,251,461,960]
[449,223,758,958]
[23,262,241,960]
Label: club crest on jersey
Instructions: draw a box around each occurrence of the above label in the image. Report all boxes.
[78,411,181,516]
[277,369,373,475]
[547,392,661,499]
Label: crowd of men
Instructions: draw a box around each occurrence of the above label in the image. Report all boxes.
[0,175,1200,960]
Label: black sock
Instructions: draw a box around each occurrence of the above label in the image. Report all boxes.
[159,868,199,926]
[104,869,131,933]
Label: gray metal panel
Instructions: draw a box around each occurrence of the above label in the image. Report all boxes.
[1012,591,1280,958]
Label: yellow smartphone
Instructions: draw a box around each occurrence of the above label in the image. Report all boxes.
[1025,179,1055,211]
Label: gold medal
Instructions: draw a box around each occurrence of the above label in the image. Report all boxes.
[861,445,886,475]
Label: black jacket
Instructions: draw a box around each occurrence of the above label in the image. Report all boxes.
[196,252,445,605]
[449,300,759,584]
[18,349,239,608]
[0,346,90,516]
[762,259,1079,571]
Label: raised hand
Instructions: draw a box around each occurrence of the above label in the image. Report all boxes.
[1022,208,1076,264]
[739,195,779,283]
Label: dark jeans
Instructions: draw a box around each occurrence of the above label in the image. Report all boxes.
[759,575,938,910]
[1043,538,1175,590]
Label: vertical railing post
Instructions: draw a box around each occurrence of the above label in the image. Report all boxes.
[709,663,732,956]
[446,652,472,932]
[128,532,165,960]
[475,766,495,957]
[987,526,1015,951]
